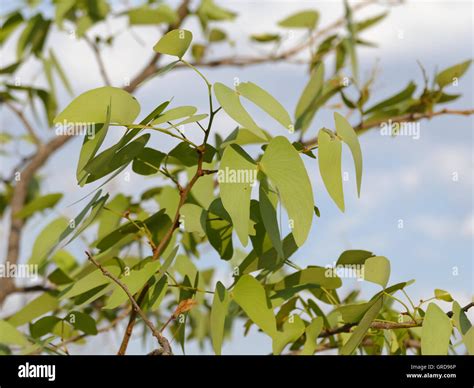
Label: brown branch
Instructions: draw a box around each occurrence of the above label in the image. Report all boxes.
[301,108,474,149]
[86,252,173,355]
[319,302,474,339]
[4,101,42,145]
[84,35,111,86]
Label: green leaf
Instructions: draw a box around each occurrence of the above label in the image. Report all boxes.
[28,217,69,266]
[233,275,276,336]
[132,147,166,175]
[152,106,197,125]
[180,204,206,236]
[436,60,472,88]
[54,86,140,124]
[14,193,62,219]
[65,311,98,335]
[334,112,362,196]
[153,29,193,58]
[421,303,452,355]
[210,281,230,355]
[452,301,471,336]
[364,256,390,288]
[295,63,324,125]
[206,199,234,260]
[251,33,280,43]
[355,12,388,32]
[337,249,374,265]
[128,5,178,25]
[278,10,319,29]
[341,296,383,355]
[214,83,266,138]
[221,127,271,148]
[434,289,453,302]
[209,28,227,42]
[260,136,314,246]
[219,144,256,246]
[365,82,416,114]
[318,129,344,212]
[259,179,283,259]
[301,317,324,355]
[0,320,29,345]
[236,82,292,130]
[147,276,168,311]
[7,292,59,327]
[29,316,62,338]
[272,266,342,290]
[197,0,236,25]
[272,315,305,354]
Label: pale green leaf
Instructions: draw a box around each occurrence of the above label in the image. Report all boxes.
[54,86,140,124]
[434,289,453,302]
[260,136,314,246]
[7,292,59,327]
[334,112,362,196]
[364,256,390,288]
[210,281,230,355]
[436,60,472,88]
[272,315,305,354]
[28,217,69,266]
[421,303,452,355]
[295,63,324,122]
[301,317,324,355]
[0,320,29,345]
[318,129,344,212]
[153,29,193,58]
[219,144,256,246]
[278,10,319,29]
[232,275,276,336]
[237,82,292,130]
[14,193,62,219]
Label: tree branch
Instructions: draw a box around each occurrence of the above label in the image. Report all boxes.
[86,252,173,355]
[84,35,112,86]
[4,101,42,145]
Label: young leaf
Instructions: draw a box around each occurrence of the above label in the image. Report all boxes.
[210,281,230,355]
[318,129,344,212]
[434,289,453,302]
[334,112,362,196]
[278,10,319,29]
[436,60,472,88]
[260,136,314,246]
[364,256,390,288]
[153,29,193,58]
[152,106,197,125]
[236,82,292,130]
[214,82,266,138]
[364,82,416,114]
[421,303,452,355]
[232,275,277,336]
[219,144,256,246]
[54,86,140,124]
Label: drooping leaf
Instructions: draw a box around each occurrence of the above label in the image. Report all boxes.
[334,112,362,196]
[206,199,234,260]
[153,29,193,58]
[54,86,140,124]
[295,63,324,128]
[210,281,230,355]
[219,144,256,246]
[260,136,314,246]
[278,10,319,29]
[236,82,292,130]
[214,82,266,138]
[259,179,283,259]
[232,275,277,337]
[318,129,344,212]
[421,303,452,355]
[28,218,69,267]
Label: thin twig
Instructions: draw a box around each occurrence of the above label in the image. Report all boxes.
[4,101,42,145]
[84,35,112,86]
[86,251,173,355]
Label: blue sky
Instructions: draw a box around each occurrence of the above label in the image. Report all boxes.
[0,1,472,354]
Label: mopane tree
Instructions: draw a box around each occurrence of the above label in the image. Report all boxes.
[0,0,472,356]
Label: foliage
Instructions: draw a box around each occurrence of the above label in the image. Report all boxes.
[0,0,472,356]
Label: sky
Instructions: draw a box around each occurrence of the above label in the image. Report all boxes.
[0,0,473,355]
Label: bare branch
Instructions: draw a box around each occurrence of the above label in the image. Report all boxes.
[84,35,112,86]
[4,101,42,145]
